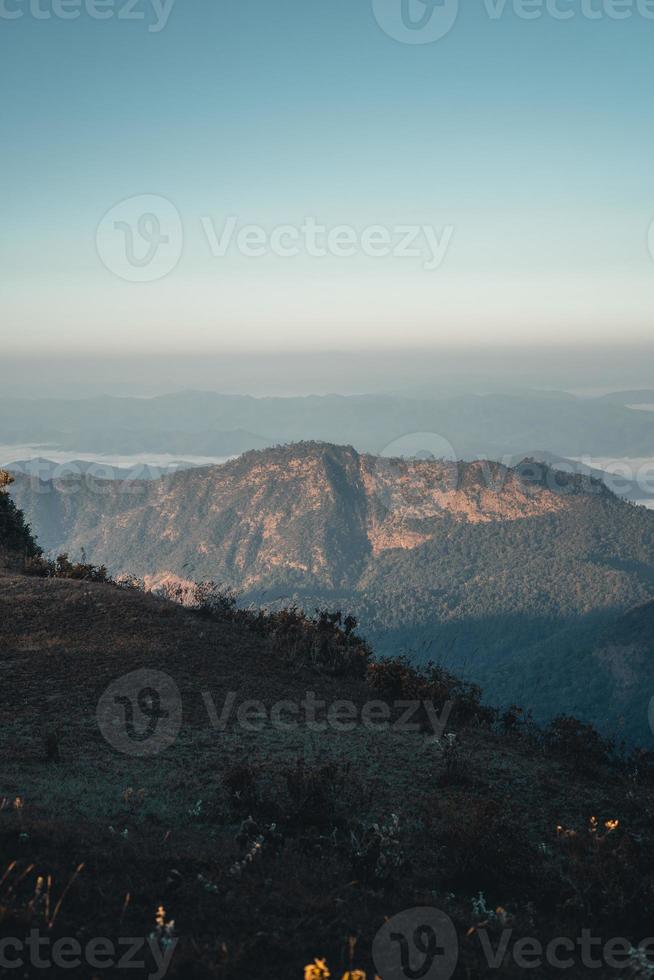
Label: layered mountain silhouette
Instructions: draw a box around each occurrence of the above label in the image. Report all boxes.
[3,387,654,457]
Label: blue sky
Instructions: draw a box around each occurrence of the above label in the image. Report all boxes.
[2,0,654,351]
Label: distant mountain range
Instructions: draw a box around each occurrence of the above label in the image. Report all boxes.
[10,441,654,744]
[2,387,654,459]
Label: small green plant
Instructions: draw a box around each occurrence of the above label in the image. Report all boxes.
[0,471,41,561]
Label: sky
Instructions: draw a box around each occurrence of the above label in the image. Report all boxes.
[2,0,654,354]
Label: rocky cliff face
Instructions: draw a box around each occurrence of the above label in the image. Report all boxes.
[9,443,599,588]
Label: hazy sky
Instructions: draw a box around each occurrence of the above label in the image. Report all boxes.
[3,0,654,353]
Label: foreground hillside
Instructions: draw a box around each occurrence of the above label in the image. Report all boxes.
[2,567,654,979]
[11,442,654,742]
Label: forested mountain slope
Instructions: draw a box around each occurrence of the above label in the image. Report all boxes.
[10,444,654,741]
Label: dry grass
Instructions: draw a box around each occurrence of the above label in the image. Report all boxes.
[1,570,653,978]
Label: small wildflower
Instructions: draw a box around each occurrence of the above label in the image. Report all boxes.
[304,959,330,980]
[28,876,46,915]
[150,904,176,951]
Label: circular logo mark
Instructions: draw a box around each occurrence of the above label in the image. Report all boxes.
[373,907,458,980]
[96,194,183,282]
[97,669,182,756]
[372,0,459,44]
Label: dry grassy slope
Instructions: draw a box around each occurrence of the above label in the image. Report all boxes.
[9,442,595,589]
[0,570,362,732]
[1,570,653,979]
